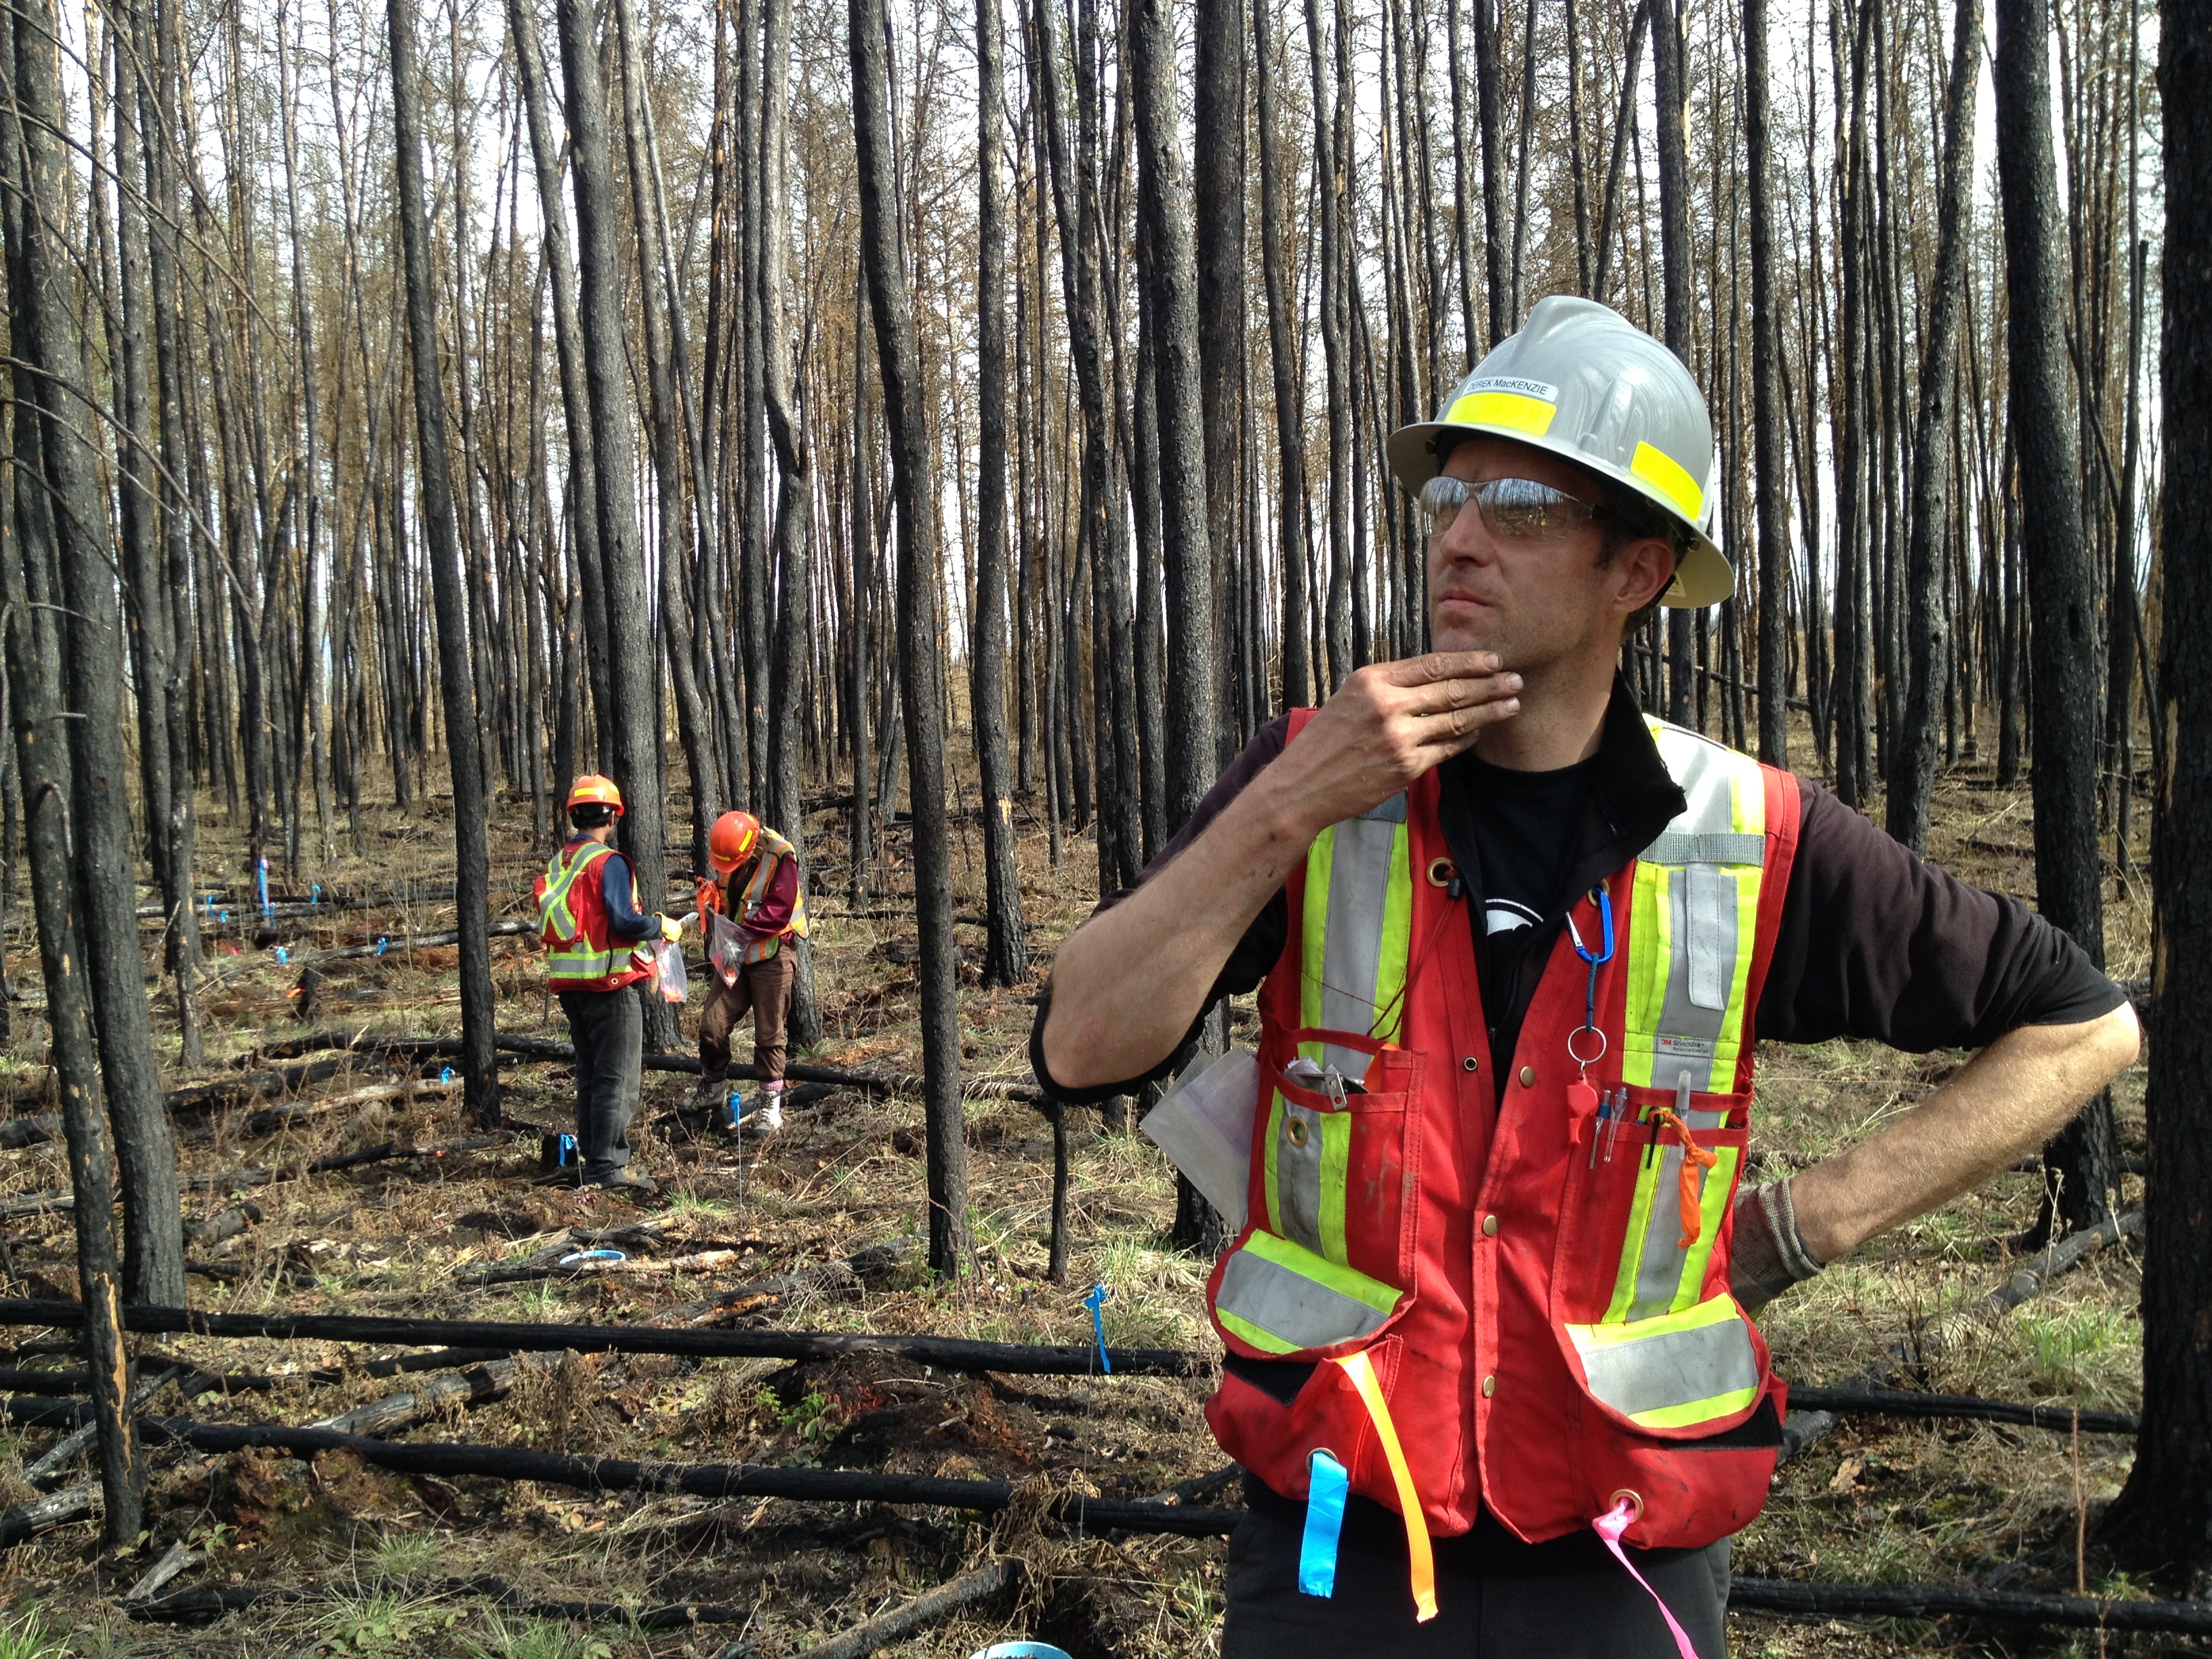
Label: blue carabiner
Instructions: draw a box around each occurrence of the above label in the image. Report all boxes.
[1570,883,1615,966]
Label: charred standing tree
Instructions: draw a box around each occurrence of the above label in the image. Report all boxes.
[1650,0,1696,722]
[974,0,1029,989]
[1744,0,1788,766]
[554,0,680,1050]
[1885,0,1978,853]
[851,0,974,1280]
[9,0,185,1305]
[2103,0,2212,1569]
[1,0,140,1542]
[1254,0,1311,711]
[389,0,500,1128]
[1193,0,1244,764]
[1131,0,1218,833]
[757,0,823,1046]
[1993,0,2119,1235]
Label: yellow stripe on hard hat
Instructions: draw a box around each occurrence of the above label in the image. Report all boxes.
[1446,389,1557,436]
[1631,441,1704,521]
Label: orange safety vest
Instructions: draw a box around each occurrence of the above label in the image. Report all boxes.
[535,840,655,992]
[1202,710,1801,1597]
[707,828,809,966]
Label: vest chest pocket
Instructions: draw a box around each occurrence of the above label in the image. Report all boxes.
[1212,1037,1423,1360]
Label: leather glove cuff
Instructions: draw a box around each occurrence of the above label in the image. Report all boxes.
[1729,1177,1825,1315]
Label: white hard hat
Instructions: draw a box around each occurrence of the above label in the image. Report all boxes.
[1387,295,1732,609]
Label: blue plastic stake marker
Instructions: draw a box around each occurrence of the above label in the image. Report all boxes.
[256,857,272,921]
[440,1067,454,1086]
[274,947,287,965]
[375,937,387,957]
[1083,1283,1111,1374]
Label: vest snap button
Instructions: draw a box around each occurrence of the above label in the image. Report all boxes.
[1482,1214,1499,1237]
[1481,1374,1497,1398]
[1286,1117,1309,1148]
[1519,1065,1536,1088]
[1461,1055,1479,1073]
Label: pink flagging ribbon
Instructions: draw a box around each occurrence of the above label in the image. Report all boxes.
[1591,1497,1704,1659]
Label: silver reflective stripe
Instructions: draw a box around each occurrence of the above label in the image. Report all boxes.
[1641,830,1766,866]
[1217,1245,1391,1351]
[1656,867,1739,1081]
[1631,1139,1691,1319]
[1579,1315,1761,1420]
[1317,794,1406,1081]
[1274,1098,1327,1255]
[1685,865,1734,1011]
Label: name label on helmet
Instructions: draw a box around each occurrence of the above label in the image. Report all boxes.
[1466,375,1558,403]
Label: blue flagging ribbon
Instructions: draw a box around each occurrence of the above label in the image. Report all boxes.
[1299,1449,1349,1597]
[1082,1284,1111,1374]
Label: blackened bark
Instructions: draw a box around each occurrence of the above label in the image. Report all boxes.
[851,0,973,1279]
[975,0,1029,988]
[1885,0,1978,853]
[1132,0,1218,833]
[1,2,138,1543]
[1591,0,1647,308]
[1744,0,1788,766]
[390,0,501,1127]
[1254,0,1311,710]
[1993,0,2118,1234]
[553,0,679,1050]
[1193,0,1244,766]
[10,0,185,1307]
[2102,0,2212,1568]
[1304,0,1352,691]
[1650,0,1696,720]
[1471,0,1507,342]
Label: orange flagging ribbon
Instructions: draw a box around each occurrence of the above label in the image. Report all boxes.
[1332,1350,1437,1622]
[1650,1107,1721,1248]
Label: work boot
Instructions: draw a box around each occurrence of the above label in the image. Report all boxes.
[756,1093,785,1134]
[685,1078,728,1118]
[592,1168,660,1198]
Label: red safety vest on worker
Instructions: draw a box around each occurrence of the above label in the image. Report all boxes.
[535,840,655,992]
[1204,710,1802,1575]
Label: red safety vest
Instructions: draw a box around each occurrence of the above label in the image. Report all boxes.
[535,840,655,992]
[1203,711,1801,1579]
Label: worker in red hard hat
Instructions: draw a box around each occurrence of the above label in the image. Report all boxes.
[535,775,681,1196]
[691,809,810,1134]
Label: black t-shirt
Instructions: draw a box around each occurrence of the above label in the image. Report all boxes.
[1443,747,1602,1075]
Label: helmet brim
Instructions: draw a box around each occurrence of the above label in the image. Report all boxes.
[1385,420,1734,611]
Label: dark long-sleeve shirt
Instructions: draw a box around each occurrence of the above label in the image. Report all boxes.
[726,852,801,935]
[1031,679,2123,1103]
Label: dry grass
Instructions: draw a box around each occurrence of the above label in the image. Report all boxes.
[0,725,2169,1657]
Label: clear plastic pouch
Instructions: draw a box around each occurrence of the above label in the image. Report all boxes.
[706,911,746,987]
[656,938,689,1004]
[1139,1046,1258,1232]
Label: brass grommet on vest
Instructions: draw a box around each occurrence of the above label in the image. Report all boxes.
[1609,1489,1643,1521]
[1519,1065,1536,1088]
[1461,1055,1480,1073]
[1286,1117,1309,1147]
[1427,857,1456,888]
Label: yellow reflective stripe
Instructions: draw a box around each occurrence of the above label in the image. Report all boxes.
[1217,1307,1303,1355]
[540,843,614,943]
[1447,388,1557,436]
[1604,1147,1666,1323]
[1318,1108,1353,1267]
[1263,1093,1286,1238]
[1333,1351,1437,1623]
[1577,1289,1742,1348]
[1631,440,1703,520]
[1240,1226,1400,1315]
[1708,865,1762,1086]
[1300,825,1336,1049]
[1370,825,1413,1044]
[1622,863,1668,1090]
[1671,1145,1740,1313]
[1627,1385,1761,1429]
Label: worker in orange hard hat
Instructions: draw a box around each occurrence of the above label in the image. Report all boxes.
[691,809,810,1135]
[534,775,680,1197]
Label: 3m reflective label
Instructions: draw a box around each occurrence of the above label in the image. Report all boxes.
[1569,1296,1760,1429]
[1214,1230,1399,1355]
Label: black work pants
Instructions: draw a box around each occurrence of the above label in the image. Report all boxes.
[1222,1488,1730,1658]
[558,987,642,1179]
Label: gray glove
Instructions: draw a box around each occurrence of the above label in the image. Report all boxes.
[1729,1178,1825,1314]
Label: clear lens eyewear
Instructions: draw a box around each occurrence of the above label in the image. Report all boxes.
[1420,474,1606,544]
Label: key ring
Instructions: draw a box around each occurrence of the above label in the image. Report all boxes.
[1568,1025,1608,1068]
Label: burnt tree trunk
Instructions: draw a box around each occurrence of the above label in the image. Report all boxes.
[1744,0,1789,766]
[851,0,974,1279]
[1255,0,1311,711]
[1994,0,2119,1235]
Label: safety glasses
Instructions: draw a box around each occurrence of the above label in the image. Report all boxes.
[1418,474,1618,544]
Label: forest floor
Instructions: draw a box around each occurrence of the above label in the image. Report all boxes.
[0,722,2171,1659]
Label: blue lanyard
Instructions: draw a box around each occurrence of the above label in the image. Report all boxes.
[1565,883,1614,1065]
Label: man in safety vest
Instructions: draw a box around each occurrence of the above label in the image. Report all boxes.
[1033,296,2139,1656]
[535,775,682,1196]
[691,809,810,1134]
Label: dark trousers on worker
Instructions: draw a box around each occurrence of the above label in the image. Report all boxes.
[1222,1481,1731,1658]
[698,949,795,1086]
[558,987,642,1179]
